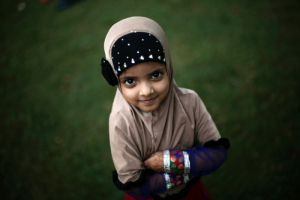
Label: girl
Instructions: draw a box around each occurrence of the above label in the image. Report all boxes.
[101,16,230,200]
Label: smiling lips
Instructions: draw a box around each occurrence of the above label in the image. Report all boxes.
[139,96,157,105]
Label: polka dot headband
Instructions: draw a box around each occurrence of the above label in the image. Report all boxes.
[101,32,166,86]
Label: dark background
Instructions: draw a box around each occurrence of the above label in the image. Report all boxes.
[1,0,299,199]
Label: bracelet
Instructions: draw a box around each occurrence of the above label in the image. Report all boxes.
[169,150,184,175]
[163,173,172,190]
[164,173,185,189]
[164,150,190,175]
[183,151,190,174]
[183,174,189,183]
[163,150,171,173]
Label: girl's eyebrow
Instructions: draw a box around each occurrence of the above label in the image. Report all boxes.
[119,76,136,81]
[120,66,165,80]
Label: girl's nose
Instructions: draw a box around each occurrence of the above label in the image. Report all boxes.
[139,82,154,96]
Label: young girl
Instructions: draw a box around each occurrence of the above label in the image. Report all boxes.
[101,16,230,200]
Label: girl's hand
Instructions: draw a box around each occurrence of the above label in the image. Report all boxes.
[144,151,164,172]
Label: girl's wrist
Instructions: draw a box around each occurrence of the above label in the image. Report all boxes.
[144,151,164,172]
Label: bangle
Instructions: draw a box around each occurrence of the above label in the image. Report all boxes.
[183,151,190,174]
[163,173,172,190]
[169,173,184,189]
[164,173,186,190]
[164,150,171,173]
[164,149,191,178]
[183,174,189,183]
[169,150,184,175]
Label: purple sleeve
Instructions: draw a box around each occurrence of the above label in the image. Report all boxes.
[187,144,228,177]
[125,172,166,200]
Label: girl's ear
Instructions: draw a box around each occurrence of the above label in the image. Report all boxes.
[101,58,119,86]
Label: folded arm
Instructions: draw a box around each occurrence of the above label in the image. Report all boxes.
[114,138,229,199]
[144,138,230,177]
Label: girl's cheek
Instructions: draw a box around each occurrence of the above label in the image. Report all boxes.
[126,88,138,98]
[161,77,169,90]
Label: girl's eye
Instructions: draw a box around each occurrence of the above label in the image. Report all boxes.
[152,72,162,79]
[124,79,136,85]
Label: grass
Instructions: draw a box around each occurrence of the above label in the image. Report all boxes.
[1,0,299,199]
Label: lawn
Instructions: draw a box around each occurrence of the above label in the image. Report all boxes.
[1,0,299,199]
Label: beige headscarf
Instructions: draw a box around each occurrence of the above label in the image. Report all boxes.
[105,16,220,196]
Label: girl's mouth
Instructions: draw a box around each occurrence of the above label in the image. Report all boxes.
[140,97,157,105]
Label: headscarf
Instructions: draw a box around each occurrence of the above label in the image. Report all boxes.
[104,17,220,190]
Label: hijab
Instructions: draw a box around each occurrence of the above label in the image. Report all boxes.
[104,17,220,187]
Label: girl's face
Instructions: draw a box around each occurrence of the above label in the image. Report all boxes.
[119,62,169,112]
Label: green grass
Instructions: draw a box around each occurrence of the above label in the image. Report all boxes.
[1,0,299,199]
